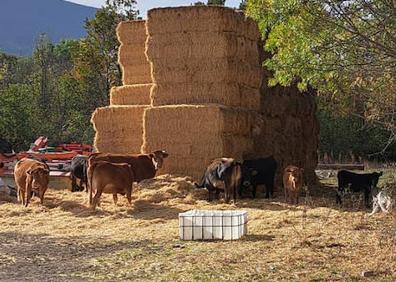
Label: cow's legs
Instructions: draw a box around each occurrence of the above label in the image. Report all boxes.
[364,189,370,208]
[38,188,46,205]
[25,182,32,207]
[126,185,132,206]
[215,189,221,201]
[92,189,103,210]
[71,175,77,192]
[224,185,230,203]
[252,185,257,199]
[113,194,118,205]
[369,198,379,216]
[284,187,288,203]
[267,179,274,199]
[79,179,84,191]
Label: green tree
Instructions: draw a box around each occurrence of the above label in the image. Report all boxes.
[247,0,396,156]
[207,0,226,5]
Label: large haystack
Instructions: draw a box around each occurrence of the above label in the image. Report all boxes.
[91,6,320,191]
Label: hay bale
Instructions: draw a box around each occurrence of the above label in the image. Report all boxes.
[150,82,260,110]
[150,57,262,88]
[91,106,147,154]
[116,21,151,85]
[146,32,259,64]
[254,84,319,188]
[116,20,147,45]
[147,6,260,41]
[110,84,152,106]
[142,105,255,179]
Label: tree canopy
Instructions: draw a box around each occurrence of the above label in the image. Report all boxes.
[247,0,396,156]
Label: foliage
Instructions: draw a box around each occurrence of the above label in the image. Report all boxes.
[0,0,138,151]
[246,0,396,158]
[207,0,226,5]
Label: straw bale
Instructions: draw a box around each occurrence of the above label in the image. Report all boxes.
[118,44,146,61]
[116,20,147,45]
[122,67,152,85]
[142,105,255,179]
[151,58,262,88]
[150,82,260,111]
[146,32,259,64]
[91,106,147,154]
[118,50,150,67]
[147,6,260,41]
[143,105,255,138]
[110,84,152,106]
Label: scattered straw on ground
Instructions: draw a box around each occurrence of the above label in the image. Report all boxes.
[0,172,395,281]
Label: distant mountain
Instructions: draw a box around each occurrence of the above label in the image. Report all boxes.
[0,0,97,56]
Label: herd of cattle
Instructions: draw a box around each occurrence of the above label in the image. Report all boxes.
[8,151,386,212]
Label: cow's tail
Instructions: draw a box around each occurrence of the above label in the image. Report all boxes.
[194,172,206,188]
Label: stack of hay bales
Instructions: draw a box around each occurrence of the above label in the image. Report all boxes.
[252,83,320,186]
[91,6,320,188]
[142,7,262,179]
[91,20,152,153]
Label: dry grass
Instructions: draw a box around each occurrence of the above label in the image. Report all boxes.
[0,172,395,281]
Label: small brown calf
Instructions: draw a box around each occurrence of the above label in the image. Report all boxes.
[14,158,50,207]
[283,165,304,204]
[89,161,134,210]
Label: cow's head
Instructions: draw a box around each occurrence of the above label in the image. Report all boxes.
[27,167,50,191]
[241,166,258,189]
[217,158,235,179]
[370,171,383,189]
[150,150,169,170]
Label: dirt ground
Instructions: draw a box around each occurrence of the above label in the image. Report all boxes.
[0,171,395,281]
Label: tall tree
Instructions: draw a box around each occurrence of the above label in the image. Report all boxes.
[247,0,396,154]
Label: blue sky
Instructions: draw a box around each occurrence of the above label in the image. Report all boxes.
[66,0,242,17]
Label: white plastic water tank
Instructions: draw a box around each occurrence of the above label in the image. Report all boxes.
[179,210,248,240]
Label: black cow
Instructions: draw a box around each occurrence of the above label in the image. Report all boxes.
[0,138,15,157]
[70,155,88,192]
[195,158,242,203]
[239,156,277,199]
[336,170,383,207]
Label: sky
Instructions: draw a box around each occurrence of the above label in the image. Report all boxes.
[66,0,242,17]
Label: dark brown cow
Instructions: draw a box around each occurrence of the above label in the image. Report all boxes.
[87,150,168,204]
[14,158,50,207]
[90,161,134,210]
[195,158,242,203]
[283,165,304,204]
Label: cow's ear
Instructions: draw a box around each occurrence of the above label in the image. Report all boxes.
[43,168,50,175]
[162,151,169,158]
[149,153,154,158]
[251,170,258,176]
[26,169,33,175]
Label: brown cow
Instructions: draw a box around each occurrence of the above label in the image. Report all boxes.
[87,150,168,204]
[89,161,134,210]
[14,158,50,207]
[195,158,242,203]
[283,165,304,204]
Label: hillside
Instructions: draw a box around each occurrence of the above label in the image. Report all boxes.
[0,0,97,56]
